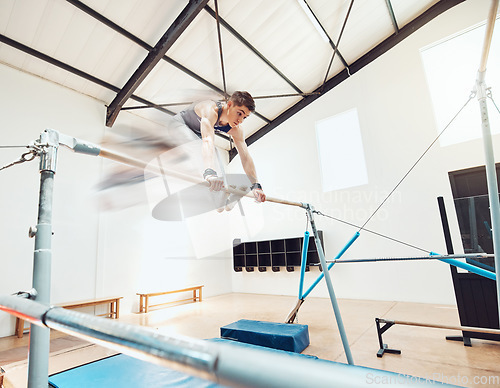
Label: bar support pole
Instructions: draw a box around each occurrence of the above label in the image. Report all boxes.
[305,205,354,365]
[27,130,59,388]
[476,0,500,324]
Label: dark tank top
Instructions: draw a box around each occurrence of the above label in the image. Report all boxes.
[178,101,231,138]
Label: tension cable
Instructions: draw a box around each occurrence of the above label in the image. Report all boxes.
[358,93,475,232]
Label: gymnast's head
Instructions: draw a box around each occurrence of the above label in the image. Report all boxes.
[229,91,255,113]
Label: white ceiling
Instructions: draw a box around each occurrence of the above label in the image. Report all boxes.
[1,0,459,152]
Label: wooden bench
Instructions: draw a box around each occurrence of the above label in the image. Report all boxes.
[15,296,122,338]
[137,285,203,313]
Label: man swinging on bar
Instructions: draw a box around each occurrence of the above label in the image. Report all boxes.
[174,91,266,208]
[97,91,265,215]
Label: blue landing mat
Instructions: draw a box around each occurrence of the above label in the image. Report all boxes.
[220,319,310,353]
[48,354,223,388]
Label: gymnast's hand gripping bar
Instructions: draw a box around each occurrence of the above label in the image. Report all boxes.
[55,130,305,208]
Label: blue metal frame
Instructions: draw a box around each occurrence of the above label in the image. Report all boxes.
[302,232,360,299]
[298,231,309,300]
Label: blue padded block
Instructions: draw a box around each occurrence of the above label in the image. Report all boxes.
[48,354,223,388]
[220,319,310,353]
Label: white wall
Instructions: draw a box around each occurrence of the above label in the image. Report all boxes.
[0,63,105,336]
[0,63,233,337]
[228,0,500,305]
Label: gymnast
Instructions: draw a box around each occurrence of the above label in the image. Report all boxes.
[174,91,266,205]
[98,91,265,213]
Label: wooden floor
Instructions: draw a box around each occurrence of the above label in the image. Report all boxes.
[1,293,499,387]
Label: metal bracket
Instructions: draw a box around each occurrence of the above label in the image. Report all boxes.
[12,288,38,300]
[375,318,401,357]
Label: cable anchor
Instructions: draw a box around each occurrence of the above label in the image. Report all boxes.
[0,148,38,172]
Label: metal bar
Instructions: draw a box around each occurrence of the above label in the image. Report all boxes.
[298,0,350,69]
[475,0,500,323]
[238,0,466,155]
[253,92,320,100]
[329,253,497,281]
[213,0,228,98]
[122,92,322,109]
[0,34,117,92]
[298,231,310,299]
[102,145,304,207]
[0,295,448,388]
[478,0,499,72]
[0,33,174,116]
[106,0,209,126]
[439,256,496,281]
[321,0,354,89]
[27,130,59,388]
[305,206,354,365]
[65,0,149,50]
[330,253,495,262]
[385,0,400,34]
[378,318,500,336]
[66,0,271,125]
[122,101,194,110]
[203,5,304,94]
[302,232,360,299]
[57,131,304,208]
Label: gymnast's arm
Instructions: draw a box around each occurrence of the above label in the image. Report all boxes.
[197,101,224,190]
[233,132,266,203]
[197,101,217,170]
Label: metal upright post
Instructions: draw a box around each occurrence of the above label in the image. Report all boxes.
[475,0,500,324]
[27,130,59,387]
[477,77,500,321]
[304,204,354,365]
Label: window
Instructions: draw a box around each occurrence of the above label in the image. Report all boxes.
[421,18,500,146]
[315,108,368,192]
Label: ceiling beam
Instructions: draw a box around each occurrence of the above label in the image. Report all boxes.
[67,0,271,125]
[0,33,174,115]
[204,5,303,94]
[300,0,350,69]
[67,0,221,93]
[229,0,466,161]
[105,0,209,127]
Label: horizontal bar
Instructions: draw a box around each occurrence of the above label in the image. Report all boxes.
[0,295,447,387]
[378,318,500,336]
[439,257,496,281]
[330,253,495,263]
[478,0,499,73]
[329,252,496,281]
[55,129,305,208]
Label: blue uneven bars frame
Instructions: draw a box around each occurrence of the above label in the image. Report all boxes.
[301,231,360,300]
[298,231,309,300]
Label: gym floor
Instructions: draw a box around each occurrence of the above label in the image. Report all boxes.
[1,293,499,387]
